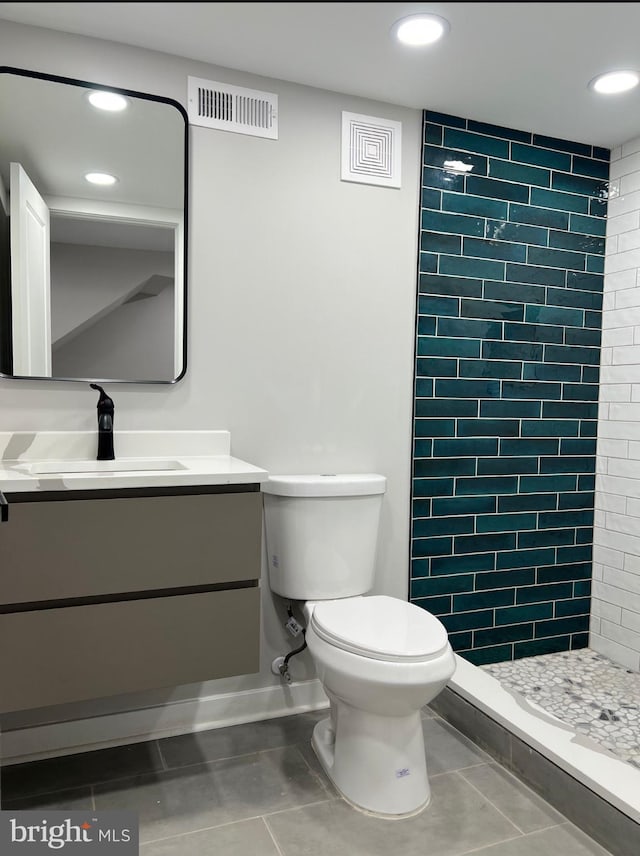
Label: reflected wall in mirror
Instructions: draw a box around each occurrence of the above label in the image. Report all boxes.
[0,67,188,383]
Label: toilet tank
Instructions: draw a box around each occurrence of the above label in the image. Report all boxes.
[262,474,386,601]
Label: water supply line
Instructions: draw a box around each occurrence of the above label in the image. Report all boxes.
[271,603,307,684]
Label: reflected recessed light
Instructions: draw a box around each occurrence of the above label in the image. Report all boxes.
[392,13,449,47]
[87,90,128,111]
[589,70,640,95]
[444,160,474,173]
[84,172,118,186]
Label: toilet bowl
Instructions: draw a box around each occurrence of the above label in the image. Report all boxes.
[262,474,456,817]
[305,595,456,816]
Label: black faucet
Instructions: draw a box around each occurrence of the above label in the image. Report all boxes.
[90,383,115,461]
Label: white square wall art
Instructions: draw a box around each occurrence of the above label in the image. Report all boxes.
[341,111,402,188]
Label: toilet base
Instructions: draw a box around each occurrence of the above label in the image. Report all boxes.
[311,705,431,818]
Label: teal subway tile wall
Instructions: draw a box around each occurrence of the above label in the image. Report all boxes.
[411,111,609,665]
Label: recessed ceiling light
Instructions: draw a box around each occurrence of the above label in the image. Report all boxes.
[87,90,128,111]
[392,14,450,47]
[84,172,118,186]
[589,70,640,95]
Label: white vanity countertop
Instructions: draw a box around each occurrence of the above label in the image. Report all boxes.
[0,430,268,492]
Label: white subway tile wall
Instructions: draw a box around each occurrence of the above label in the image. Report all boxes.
[594,143,640,669]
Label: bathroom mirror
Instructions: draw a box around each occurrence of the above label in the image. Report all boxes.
[0,67,188,383]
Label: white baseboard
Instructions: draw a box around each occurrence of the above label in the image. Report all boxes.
[0,679,329,766]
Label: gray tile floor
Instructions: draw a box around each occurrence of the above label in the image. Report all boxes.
[1,708,613,855]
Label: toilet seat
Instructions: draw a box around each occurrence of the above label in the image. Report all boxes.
[310,595,449,663]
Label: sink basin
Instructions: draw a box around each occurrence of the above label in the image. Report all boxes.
[28,459,186,475]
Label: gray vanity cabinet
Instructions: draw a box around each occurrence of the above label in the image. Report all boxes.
[0,487,262,713]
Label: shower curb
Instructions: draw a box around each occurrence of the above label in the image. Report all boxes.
[431,687,639,856]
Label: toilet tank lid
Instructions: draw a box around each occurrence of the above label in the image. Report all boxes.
[262,474,386,497]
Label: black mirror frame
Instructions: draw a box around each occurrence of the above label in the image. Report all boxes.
[0,65,189,385]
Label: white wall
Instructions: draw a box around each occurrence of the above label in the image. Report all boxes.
[51,242,174,379]
[50,243,173,342]
[53,283,175,380]
[592,138,640,671]
[0,21,420,746]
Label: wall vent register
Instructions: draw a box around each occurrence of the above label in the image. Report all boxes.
[187,77,278,139]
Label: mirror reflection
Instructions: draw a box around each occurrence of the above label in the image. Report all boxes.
[0,68,188,383]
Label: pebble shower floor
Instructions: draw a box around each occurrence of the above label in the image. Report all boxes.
[482,648,640,768]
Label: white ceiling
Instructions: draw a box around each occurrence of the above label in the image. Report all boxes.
[1,2,640,149]
[51,216,175,252]
[0,72,184,209]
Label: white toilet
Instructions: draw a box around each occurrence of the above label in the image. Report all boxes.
[262,473,456,818]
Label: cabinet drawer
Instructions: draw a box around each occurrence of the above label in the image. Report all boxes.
[0,491,261,605]
[0,587,260,713]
